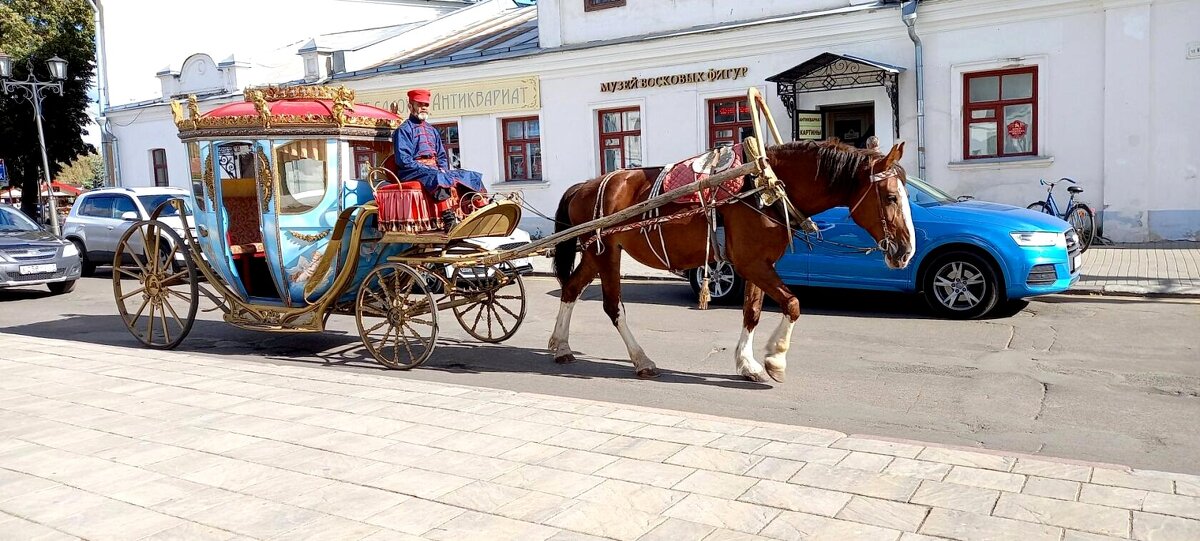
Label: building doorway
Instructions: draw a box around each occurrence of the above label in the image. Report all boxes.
[821,103,875,149]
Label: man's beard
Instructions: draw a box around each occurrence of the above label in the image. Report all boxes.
[415,112,429,121]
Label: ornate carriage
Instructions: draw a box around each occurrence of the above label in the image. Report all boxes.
[113,85,528,368]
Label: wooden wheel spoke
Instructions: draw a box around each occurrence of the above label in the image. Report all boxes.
[363,319,390,337]
[159,306,172,343]
[396,323,418,363]
[116,267,143,280]
[406,316,435,328]
[489,304,510,335]
[364,287,388,309]
[128,249,151,277]
[360,305,388,318]
[127,296,150,325]
[162,269,190,285]
[494,301,520,320]
[165,289,192,304]
[493,294,523,300]
[120,286,146,301]
[145,302,156,343]
[469,303,486,332]
[161,299,186,333]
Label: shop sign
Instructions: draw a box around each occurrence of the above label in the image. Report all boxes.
[357,76,540,118]
[1007,119,1028,139]
[600,67,749,93]
[796,112,823,140]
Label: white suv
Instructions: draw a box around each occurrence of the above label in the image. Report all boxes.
[62,187,193,276]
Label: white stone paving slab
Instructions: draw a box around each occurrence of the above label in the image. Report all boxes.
[4,334,1200,541]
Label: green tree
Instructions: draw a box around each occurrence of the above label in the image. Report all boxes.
[0,0,96,220]
[56,151,100,187]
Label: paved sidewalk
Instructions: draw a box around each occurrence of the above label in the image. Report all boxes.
[2,334,1199,540]
[529,241,1200,297]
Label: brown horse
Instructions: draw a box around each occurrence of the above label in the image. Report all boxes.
[549,139,915,382]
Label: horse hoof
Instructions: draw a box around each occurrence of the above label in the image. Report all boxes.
[555,354,576,364]
[636,367,660,379]
[766,368,786,383]
[743,371,769,383]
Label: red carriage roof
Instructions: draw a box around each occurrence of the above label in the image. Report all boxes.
[173,85,401,139]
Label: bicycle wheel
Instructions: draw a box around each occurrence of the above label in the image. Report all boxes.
[1027,202,1052,215]
[1068,203,1096,252]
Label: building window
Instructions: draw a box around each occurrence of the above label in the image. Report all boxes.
[708,97,752,149]
[151,148,169,187]
[963,66,1037,159]
[598,107,642,174]
[502,117,541,182]
[434,122,462,169]
[585,0,625,12]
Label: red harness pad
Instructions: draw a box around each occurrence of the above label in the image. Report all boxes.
[661,144,745,204]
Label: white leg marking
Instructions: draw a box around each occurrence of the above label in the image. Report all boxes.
[615,314,656,374]
[548,301,575,359]
[763,313,795,380]
[897,182,917,266]
[735,326,767,381]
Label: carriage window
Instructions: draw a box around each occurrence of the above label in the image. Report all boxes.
[964,66,1037,159]
[216,142,255,180]
[151,149,170,187]
[502,117,541,182]
[708,97,752,149]
[434,123,462,169]
[188,142,206,211]
[275,140,328,214]
[585,0,625,11]
[598,107,642,174]
[352,141,392,181]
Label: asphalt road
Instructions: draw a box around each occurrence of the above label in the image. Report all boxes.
[2,271,1198,474]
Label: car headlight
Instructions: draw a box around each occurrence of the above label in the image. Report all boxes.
[1010,231,1064,248]
[61,242,79,258]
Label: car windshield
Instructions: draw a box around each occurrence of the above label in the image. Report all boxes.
[0,206,41,232]
[137,195,191,216]
[906,177,958,207]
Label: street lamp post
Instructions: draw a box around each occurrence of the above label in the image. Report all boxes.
[0,53,69,236]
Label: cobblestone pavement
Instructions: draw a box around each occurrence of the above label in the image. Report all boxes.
[2,333,1198,541]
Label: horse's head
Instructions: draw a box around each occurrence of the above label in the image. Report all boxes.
[847,142,916,269]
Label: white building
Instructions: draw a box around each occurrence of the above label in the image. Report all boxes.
[108,0,1200,242]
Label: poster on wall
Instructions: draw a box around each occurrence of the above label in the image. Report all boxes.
[796,111,824,141]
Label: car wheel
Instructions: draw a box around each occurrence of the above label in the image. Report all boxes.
[72,239,95,276]
[48,280,76,295]
[688,260,744,305]
[922,251,1000,319]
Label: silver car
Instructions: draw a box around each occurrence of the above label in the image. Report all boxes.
[62,186,192,275]
[0,205,82,294]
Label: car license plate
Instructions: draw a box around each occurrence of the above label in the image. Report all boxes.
[19,263,57,275]
[1072,254,1082,272]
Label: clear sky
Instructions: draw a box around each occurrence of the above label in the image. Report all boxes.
[84,0,445,146]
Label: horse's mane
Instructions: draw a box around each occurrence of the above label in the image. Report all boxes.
[768,139,884,194]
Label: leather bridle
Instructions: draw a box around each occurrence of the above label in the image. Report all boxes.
[849,165,904,256]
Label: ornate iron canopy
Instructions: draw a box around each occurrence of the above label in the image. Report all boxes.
[767,53,906,140]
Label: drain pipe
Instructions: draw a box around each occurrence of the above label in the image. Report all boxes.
[84,0,119,187]
[901,0,926,179]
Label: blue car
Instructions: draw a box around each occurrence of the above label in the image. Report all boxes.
[688,177,1083,319]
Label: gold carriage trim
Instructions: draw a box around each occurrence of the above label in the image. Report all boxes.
[288,229,331,243]
[173,85,399,136]
[243,85,353,103]
[255,147,274,209]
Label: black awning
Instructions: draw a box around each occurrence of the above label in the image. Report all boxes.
[768,53,906,139]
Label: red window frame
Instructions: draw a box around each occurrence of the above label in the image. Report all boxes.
[433,122,461,169]
[597,107,642,175]
[502,117,541,182]
[584,0,625,12]
[707,97,753,149]
[963,66,1038,159]
[151,148,169,187]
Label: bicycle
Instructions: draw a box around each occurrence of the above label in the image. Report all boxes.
[1028,177,1095,252]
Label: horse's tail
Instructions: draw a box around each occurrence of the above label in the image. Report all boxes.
[553,183,583,286]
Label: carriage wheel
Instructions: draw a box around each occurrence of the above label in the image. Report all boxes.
[356,263,439,369]
[450,264,527,343]
[112,220,199,349]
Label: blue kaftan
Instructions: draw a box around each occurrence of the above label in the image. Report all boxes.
[392,115,484,199]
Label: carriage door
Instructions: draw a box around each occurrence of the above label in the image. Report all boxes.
[188,142,250,300]
[263,138,341,305]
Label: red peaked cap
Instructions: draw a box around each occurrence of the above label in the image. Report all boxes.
[407,88,431,103]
